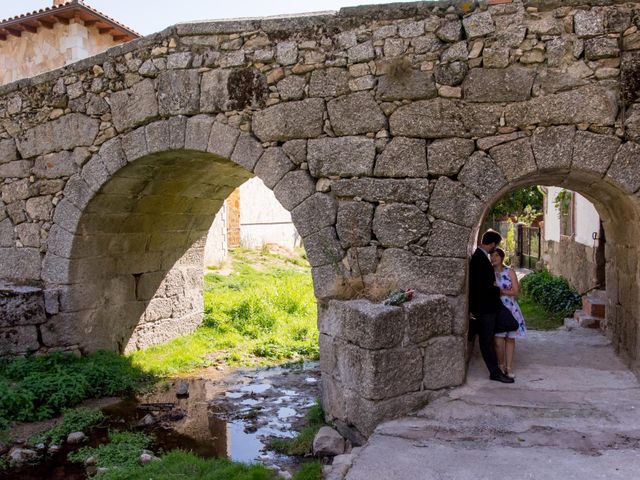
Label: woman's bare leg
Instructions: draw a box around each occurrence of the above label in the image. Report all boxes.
[505,338,516,375]
[494,337,506,372]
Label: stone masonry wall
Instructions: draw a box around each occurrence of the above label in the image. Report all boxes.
[543,238,599,294]
[3,0,640,436]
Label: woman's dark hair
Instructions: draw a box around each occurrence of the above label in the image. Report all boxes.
[481,229,502,246]
[494,247,506,260]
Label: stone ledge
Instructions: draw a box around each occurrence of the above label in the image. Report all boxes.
[0,281,46,328]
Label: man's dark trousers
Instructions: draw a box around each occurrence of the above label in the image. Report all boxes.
[474,306,517,377]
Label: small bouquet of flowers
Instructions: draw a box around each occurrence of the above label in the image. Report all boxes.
[383,288,415,306]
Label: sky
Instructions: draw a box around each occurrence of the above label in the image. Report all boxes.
[1,0,402,35]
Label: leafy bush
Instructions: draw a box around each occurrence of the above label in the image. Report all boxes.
[520,271,582,316]
[68,430,152,469]
[30,408,105,445]
[0,352,151,427]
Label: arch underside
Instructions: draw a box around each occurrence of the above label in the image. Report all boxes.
[476,168,640,372]
[56,150,251,353]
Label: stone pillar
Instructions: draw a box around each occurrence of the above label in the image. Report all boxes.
[318,293,465,443]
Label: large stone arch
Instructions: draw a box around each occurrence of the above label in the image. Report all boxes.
[40,117,339,353]
[3,0,640,441]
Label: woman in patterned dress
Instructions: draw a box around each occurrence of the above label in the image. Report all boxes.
[490,247,527,379]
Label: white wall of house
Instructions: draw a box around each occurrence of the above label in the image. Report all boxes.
[239,177,300,250]
[574,194,600,245]
[203,177,300,266]
[544,187,562,242]
[0,19,119,86]
[203,202,228,267]
[544,187,600,246]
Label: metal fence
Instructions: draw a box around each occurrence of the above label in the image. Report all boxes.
[517,224,541,270]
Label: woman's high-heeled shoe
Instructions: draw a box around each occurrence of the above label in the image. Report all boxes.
[505,368,515,379]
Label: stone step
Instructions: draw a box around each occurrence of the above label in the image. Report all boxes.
[573,310,601,329]
[564,318,578,331]
[582,294,606,319]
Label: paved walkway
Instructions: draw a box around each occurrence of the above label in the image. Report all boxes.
[346,329,640,480]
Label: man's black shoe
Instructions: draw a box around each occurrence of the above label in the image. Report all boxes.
[490,372,515,383]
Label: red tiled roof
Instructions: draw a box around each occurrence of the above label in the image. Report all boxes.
[0,0,140,42]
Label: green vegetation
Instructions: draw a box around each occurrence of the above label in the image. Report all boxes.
[0,351,151,430]
[518,295,566,330]
[68,430,152,469]
[29,408,105,446]
[291,461,322,480]
[130,249,317,376]
[268,401,326,456]
[520,270,582,330]
[92,450,274,480]
[487,186,544,222]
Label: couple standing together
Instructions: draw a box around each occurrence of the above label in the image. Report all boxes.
[469,230,527,384]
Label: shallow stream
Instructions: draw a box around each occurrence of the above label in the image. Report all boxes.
[1,361,320,479]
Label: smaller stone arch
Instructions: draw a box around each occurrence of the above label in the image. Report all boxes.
[465,129,640,375]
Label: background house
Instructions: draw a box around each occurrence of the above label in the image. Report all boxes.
[541,187,605,294]
[204,179,301,266]
[0,0,138,85]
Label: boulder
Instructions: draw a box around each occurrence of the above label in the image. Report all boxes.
[8,447,38,466]
[313,426,346,456]
[67,431,87,444]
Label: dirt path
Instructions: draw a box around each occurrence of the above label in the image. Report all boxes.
[346,329,640,480]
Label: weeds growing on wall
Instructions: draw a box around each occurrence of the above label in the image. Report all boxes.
[130,249,318,376]
[0,352,151,430]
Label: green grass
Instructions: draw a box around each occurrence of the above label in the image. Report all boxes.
[68,430,153,470]
[292,461,322,480]
[93,450,276,480]
[268,401,326,457]
[130,249,318,376]
[519,294,566,330]
[29,408,105,446]
[0,351,152,430]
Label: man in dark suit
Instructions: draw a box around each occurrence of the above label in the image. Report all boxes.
[469,230,518,383]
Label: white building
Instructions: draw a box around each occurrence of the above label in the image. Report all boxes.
[542,187,605,293]
[204,178,301,266]
[0,0,137,86]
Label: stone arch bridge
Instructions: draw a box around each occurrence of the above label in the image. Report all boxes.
[2,0,640,441]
